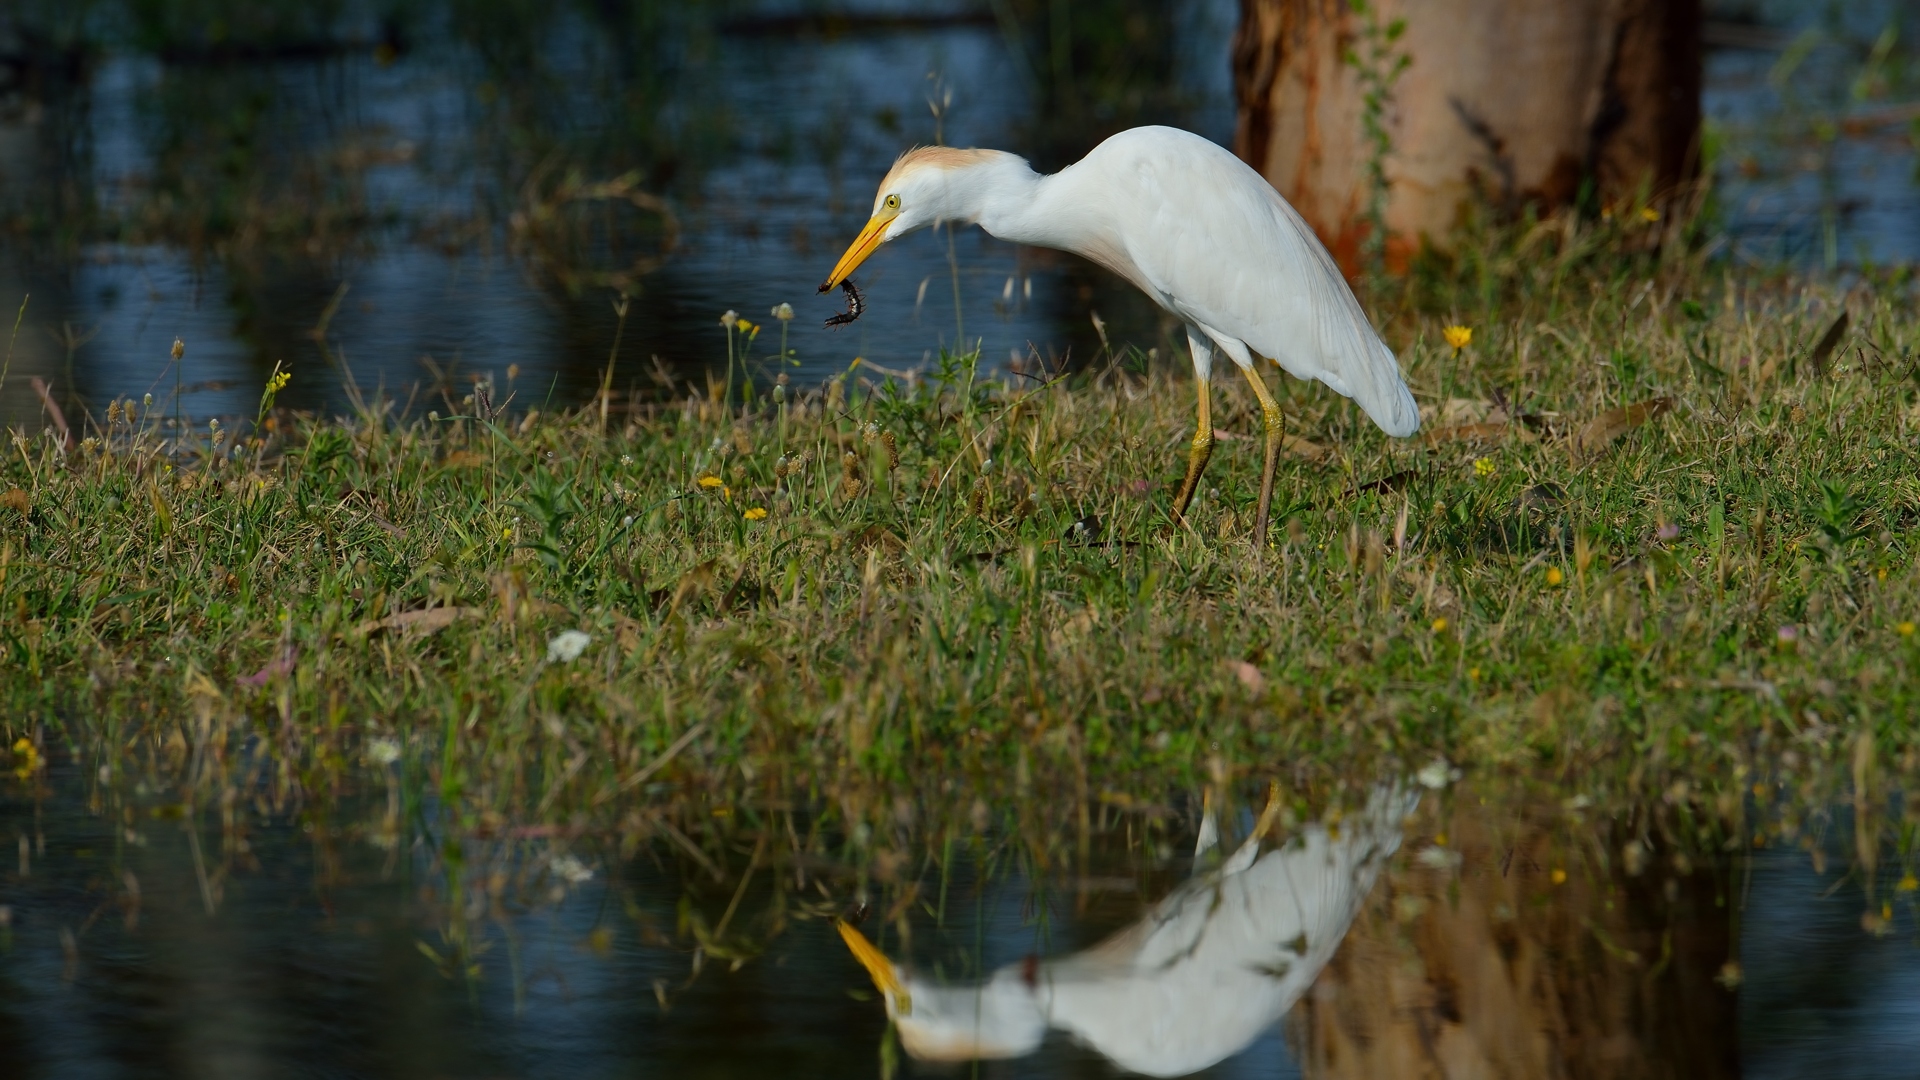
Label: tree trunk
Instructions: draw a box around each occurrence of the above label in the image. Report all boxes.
[1232,0,1701,273]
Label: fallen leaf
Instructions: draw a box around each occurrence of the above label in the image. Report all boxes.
[1422,421,1526,447]
[1211,431,1327,460]
[1282,434,1329,461]
[1575,398,1672,458]
[354,606,481,636]
[1348,469,1420,497]
[442,450,488,468]
[1225,659,1266,694]
[0,488,27,514]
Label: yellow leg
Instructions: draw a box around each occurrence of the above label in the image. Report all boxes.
[1238,364,1285,552]
[1170,377,1213,526]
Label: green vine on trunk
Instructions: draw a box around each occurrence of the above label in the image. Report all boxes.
[1341,1,1411,284]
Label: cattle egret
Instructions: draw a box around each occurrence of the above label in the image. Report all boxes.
[821,126,1420,548]
[835,783,1414,1076]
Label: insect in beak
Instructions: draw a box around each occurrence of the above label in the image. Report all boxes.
[824,278,865,329]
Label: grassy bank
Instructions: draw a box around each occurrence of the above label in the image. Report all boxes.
[3,235,1920,831]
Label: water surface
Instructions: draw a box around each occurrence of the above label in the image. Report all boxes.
[4,755,1918,1078]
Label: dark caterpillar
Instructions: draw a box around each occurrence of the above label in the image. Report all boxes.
[823,278,864,329]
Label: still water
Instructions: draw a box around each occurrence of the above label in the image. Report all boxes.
[5,755,1919,1078]
[0,0,1916,427]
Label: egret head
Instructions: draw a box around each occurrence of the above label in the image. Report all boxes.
[835,918,1048,1062]
[819,147,1022,292]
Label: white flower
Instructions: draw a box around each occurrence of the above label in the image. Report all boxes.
[367,737,402,767]
[1416,759,1458,790]
[550,853,594,884]
[546,630,592,663]
[771,302,795,321]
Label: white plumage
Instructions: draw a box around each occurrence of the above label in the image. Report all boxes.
[822,126,1420,546]
[836,784,1415,1076]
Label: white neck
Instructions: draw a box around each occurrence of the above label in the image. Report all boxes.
[919,155,1065,245]
[926,155,1131,287]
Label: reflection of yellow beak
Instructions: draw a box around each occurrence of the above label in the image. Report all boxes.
[819,208,898,292]
[835,918,912,1016]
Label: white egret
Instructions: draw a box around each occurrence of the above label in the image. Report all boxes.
[821,126,1420,548]
[835,783,1415,1076]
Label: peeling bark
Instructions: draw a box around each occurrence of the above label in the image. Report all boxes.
[1232,0,1701,272]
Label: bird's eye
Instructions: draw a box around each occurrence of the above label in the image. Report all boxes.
[884,194,900,210]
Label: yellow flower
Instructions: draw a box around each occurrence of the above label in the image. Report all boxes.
[1467,666,1480,681]
[1473,457,1495,478]
[1900,621,1916,637]
[743,507,768,521]
[12,737,40,779]
[1639,206,1660,223]
[266,371,291,393]
[1442,325,1472,350]
[1545,566,1564,587]
[1897,873,1918,893]
[697,475,724,489]
[1550,868,1567,885]
[1430,617,1448,633]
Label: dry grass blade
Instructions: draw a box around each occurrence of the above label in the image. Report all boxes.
[1808,310,1849,379]
[29,378,71,450]
[605,722,709,801]
[1574,397,1672,458]
[355,606,481,636]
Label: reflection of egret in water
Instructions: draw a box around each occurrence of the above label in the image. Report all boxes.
[838,783,1416,1076]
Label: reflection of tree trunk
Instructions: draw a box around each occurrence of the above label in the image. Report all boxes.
[1293,801,1737,1079]
[1232,0,1702,272]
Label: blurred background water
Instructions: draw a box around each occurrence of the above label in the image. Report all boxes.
[0,0,1913,421]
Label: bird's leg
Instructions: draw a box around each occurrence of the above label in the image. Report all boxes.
[1170,377,1213,526]
[1239,364,1285,552]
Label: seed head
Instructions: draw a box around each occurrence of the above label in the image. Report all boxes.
[171,338,185,360]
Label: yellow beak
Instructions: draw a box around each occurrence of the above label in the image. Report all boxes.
[835,918,912,1016]
[819,208,898,292]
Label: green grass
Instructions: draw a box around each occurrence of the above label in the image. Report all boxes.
[4,220,1920,833]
